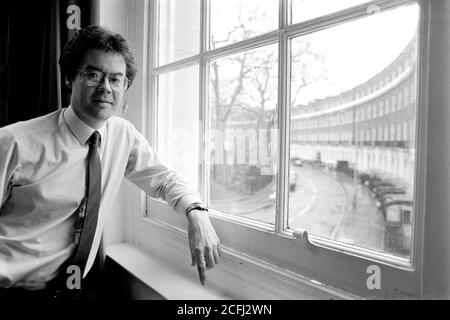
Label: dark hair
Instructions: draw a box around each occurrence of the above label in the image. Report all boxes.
[59,25,137,88]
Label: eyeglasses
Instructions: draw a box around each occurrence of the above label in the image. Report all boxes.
[77,69,129,92]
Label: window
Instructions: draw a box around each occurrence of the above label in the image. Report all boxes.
[398,89,403,109]
[148,0,423,299]
[292,0,373,24]
[391,95,397,112]
[210,0,278,48]
[156,66,200,189]
[404,86,409,107]
[390,123,396,141]
[157,0,200,66]
[378,126,383,141]
[403,121,408,141]
[208,44,278,223]
[397,122,402,141]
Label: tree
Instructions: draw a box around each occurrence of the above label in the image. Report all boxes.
[210,10,326,132]
[209,2,326,195]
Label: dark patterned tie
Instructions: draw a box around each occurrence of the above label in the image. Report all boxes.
[71,131,102,276]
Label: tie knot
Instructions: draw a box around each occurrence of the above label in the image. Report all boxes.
[89,131,101,148]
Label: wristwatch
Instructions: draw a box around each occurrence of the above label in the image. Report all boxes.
[185,202,208,218]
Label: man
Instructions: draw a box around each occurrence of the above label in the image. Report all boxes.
[0,26,221,299]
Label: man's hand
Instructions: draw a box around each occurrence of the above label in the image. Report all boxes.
[187,210,221,285]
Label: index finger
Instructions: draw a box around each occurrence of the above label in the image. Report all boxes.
[197,254,206,285]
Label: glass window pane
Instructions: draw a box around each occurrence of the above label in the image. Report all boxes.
[210,0,278,49]
[157,66,200,190]
[292,0,374,24]
[158,0,200,66]
[208,44,278,224]
[289,4,419,260]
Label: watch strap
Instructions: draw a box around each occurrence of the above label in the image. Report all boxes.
[185,202,208,218]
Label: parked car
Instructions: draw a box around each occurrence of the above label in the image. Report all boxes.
[358,173,372,184]
[373,185,406,200]
[381,196,413,256]
[367,178,394,192]
[291,157,303,167]
[292,158,303,167]
[336,160,356,177]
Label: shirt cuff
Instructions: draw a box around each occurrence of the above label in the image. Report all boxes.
[175,194,204,216]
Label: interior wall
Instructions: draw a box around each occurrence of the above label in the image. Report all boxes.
[98,0,148,247]
[422,0,450,299]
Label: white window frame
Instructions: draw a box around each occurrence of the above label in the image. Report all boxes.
[116,0,450,299]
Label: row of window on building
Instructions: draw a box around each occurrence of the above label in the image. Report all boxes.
[291,118,416,148]
[291,62,416,149]
[292,80,415,131]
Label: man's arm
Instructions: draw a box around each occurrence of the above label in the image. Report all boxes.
[0,130,19,210]
[124,125,221,285]
[187,208,222,285]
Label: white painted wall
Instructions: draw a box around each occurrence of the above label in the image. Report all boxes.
[98,0,148,247]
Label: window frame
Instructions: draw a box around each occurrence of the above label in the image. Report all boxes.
[141,0,431,299]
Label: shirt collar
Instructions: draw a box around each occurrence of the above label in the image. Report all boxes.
[63,105,106,146]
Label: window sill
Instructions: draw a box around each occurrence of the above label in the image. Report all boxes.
[106,242,230,300]
[108,213,363,300]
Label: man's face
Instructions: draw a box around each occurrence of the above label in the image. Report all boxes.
[70,49,127,129]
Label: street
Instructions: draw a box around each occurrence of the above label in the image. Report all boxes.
[243,164,386,253]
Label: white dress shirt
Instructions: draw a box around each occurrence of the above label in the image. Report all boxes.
[0,106,202,289]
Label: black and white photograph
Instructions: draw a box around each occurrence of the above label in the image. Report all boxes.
[0,0,449,307]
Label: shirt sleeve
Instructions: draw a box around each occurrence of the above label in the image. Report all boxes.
[0,129,19,210]
[124,124,203,216]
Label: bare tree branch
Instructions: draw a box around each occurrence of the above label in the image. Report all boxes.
[209,7,327,133]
